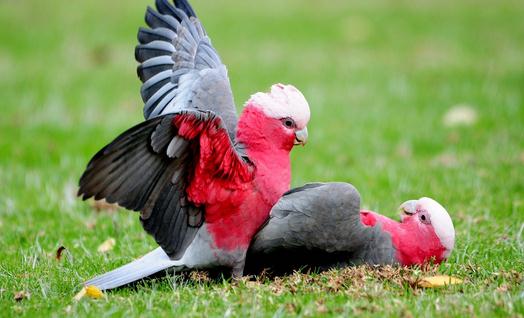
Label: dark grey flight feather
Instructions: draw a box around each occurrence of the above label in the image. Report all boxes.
[245,183,397,274]
[136,0,238,141]
[78,110,241,259]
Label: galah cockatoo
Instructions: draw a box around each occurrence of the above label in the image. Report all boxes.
[246,183,455,273]
[78,0,310,290]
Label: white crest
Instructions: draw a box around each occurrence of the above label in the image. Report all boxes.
[418,197,455,258]
[247,84,310,128]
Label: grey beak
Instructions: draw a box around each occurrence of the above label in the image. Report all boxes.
[399,200,418,215]
[294,127,308,145]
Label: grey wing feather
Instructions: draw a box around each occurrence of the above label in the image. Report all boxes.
[245,182,397,273]
[136,0,238,140]
[78,111,210,259]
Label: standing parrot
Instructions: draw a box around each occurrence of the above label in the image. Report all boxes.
[79,0,310,290]
[246,182,455,274]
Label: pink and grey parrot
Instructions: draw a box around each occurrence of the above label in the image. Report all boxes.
[246,183,455,274]
[78,0,310,290]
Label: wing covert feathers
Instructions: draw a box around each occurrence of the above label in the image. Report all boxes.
[79,110,251,259]
[246,183,397,273]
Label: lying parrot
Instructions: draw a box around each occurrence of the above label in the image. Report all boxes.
[245,182,455,274]
[78,0,310,289]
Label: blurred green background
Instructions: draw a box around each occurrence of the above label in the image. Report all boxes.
[1,0,523,316]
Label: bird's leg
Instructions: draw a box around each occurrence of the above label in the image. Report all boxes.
[231,256,246,279]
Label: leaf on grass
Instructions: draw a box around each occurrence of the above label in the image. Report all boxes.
[73,285,104,301]
[84,220,96,230]
[316,300,328,314]
[56,246,66,261]
[14,290,30,301]
[90,199,119,213]
[432,153,459,168]
[86,285,104,299]
[417,275,463,288]
[97,238,116,253]
[496,284,509,292]
[443,104,478,127]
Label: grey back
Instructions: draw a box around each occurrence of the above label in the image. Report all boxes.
[245,182,397,273]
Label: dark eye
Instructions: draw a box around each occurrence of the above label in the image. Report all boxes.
[419,212,431,225]
[281,118,296,128]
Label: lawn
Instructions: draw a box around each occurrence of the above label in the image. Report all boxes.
[1,0,523,316]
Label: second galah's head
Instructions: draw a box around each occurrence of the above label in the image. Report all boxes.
[399,197,455,259]
[245,84,310,148]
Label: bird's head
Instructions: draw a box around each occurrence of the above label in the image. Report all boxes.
[243,84,310,149]
[399,197,455,259]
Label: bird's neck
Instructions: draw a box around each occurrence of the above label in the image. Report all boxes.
[236,105,293,204]
[360,211,447,266]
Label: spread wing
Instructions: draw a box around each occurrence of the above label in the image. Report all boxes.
[136,0,238,140]
[245,183,396,273]
[78,110,253,259]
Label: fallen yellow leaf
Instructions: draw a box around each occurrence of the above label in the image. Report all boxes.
[85,285,104,299]
[418,275,463,288]
[73,285,104,301]
[97,238,116,253]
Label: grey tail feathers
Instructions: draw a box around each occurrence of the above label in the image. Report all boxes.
[84,247,182,290]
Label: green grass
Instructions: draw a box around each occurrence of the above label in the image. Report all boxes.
[1,0,523,316]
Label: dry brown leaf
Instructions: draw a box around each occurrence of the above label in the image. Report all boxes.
[97,238,116,253]
[417,275,463,288]
[432,153,459,167]
[189,270,211,283]
[496,284,509,292]
[14,290,30,301]
[84,220,96,230]
[245,281,259,288]
[90,199,119,213]
[56,246,66,261]
[316,300,328,314]
[74,285,104,301]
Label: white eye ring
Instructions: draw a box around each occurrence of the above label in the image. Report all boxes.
[419,211,431,225]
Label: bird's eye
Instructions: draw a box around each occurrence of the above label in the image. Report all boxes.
[281,118,296,128]
[419,212,431,224]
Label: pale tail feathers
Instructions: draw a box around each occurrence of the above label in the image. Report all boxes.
[84,247,183,290]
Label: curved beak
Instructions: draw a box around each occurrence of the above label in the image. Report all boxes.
[399,199,417,222]
[294,127,308,146]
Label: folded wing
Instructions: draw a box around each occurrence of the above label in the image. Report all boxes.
[246,182,396,273]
